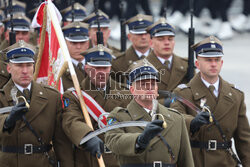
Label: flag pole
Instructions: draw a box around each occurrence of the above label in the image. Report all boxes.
[47,1,105,166]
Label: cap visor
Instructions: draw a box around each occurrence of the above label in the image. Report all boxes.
[9,57,34,63]
[198,52,223,57]
[153,31,175,37]
[87,61,111,67]
[90,23,110,28]
[65,36,89,42]
[129,29,147,34]
[134,74,159,83]
[9,26,30,32]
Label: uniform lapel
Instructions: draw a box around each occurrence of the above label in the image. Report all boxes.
[20,81,48,128]
[146,52,169,86]
[125,46,140,66]
[127,100,151,130]
[3,79,16,105]
[190,74,217,112]
[213,77,234,121]
[167,55,188,91]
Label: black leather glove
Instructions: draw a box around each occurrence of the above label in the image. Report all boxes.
[4,102,28,130]
[83,136,104,158]
[190,112,210,134]
[137,120,164,150]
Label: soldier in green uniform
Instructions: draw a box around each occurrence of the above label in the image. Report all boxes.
[61,21,89,91]
[0,14,37,52]
[171,36,250,167]
[60,2,87,26]
[0,40,74,167]
[83,10,121,55]
[111,14,153,82]
[145,18,192,106]
[62,45,130,167]
[105,60,194,167]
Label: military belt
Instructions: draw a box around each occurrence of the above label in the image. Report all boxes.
[1,144,52,154]
[121,162,176,167]
[190,140,231,151]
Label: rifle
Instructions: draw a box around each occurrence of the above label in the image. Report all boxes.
[119,0,126,51]
[94,0,103,45]
[71,0,75,22]
[9,0,16,45]
[186,0,195,82]
[162,0,167,18]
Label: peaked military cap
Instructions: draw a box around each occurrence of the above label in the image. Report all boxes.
[191,36,223,58]
[80,44,112,67]
[3,13,30,31]
[125,14,153,34]
[83,10,110,28]
[2,40,35,63]
[3,0,26,15]
[146,17,175,37]
[61,3,87,22]
[62,21,89,42]
[128,59,159,85]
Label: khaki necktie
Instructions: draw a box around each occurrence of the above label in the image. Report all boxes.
[164,60,170,70]
[23,89,31,101]
[208,85,216,97]
[77,62,84,73]
[140,55,146,59]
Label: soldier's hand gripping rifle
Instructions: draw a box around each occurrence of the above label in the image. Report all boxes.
[119,0,126,51]
[186,0,195,82]
[9,0,16,45]
[94,0,103,45]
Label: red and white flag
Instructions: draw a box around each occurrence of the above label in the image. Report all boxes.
[31,1,107,126]
[31,1,64,93]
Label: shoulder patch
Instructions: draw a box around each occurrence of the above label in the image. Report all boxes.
[177,84,188,90]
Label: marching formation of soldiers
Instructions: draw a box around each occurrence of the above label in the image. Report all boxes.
[0,1,250,167]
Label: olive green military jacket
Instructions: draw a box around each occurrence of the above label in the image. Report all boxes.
[146,52,190,104]
[62,76,131,167]
[61,63,87,91]
[112,46,144,73]
[0,80,74,167]
[105,100,194,166]
[171,73,250,167]
[0,61,10,89]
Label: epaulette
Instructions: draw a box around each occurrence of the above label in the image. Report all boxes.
[42,84,59,93]
[114,52,125,59]
[177,84,188,90]
[168,108,181,115]
[231,84,243,93]
[111,107,127,114]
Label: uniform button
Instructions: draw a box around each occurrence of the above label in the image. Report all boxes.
[195,93,199,96]
[229,92,232,96]
[180,66,184,70]
[20,128,24,132]
[148,147,153,152]
[1,70,4,74]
